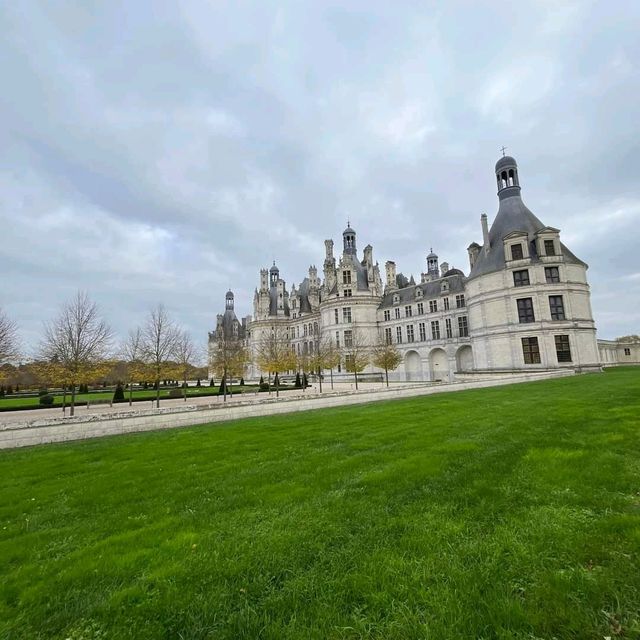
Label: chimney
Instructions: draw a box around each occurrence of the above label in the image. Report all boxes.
[481,214,490,253]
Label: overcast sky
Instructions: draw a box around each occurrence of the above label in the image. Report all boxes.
[1,1,639,358]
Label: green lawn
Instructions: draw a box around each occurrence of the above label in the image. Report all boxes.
[1,368,639,639]
[0,385,261,410]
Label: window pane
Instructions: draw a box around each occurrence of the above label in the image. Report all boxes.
[555,335,572,362]
[517,298,535,323]
[521,337,541,364]
[511,244,523,260]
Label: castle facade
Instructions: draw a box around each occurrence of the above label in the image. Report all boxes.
[211,155,602,381]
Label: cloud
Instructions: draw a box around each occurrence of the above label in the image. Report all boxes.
[1,0,639,353]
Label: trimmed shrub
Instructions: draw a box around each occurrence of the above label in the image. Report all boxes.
[113,384,125,403]
[38,388,49,397]
[240,377,245,386]
[168,388,183,398]
[39,394,54,406]
[209,378,215,387]
[294,372,302,388]
[219,377,227,395]
[196,378,201,387]
[303,373,309,388]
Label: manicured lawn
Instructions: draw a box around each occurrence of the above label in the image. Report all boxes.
[0,385,261,411]
[1,368,639,639]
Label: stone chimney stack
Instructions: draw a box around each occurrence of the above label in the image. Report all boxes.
[481,214,490,253]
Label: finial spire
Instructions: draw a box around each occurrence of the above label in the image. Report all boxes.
[500,145,507,157]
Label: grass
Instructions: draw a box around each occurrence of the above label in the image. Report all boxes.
[1,368,639,639]
[0,385,263,411]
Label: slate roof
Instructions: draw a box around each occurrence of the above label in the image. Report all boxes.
[468,192,586,279]
[379,273,466,308]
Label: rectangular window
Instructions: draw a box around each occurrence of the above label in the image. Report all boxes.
[431,320,441,340]
[458,316,469,337]
[396,326,402,344]
[511,243,524,260]
[395,308,401,320]
[384,327,392,344]
[429,300,438,313]
[344,330,353,348]
[555,335,572,362]
[443,297,450,311]
[335,331,340,348]
[303,325,307,337]
[545,266,560,283]
[456,294,465,308]
[334,309,339,324]
[343,270,351,284]
[419,322,426,341]
[624,348,631,356]
[522,337,541,364]
[384,309,391,321]
[549,295,565,320]
[544,239,556,256]
[445,318,452,338]
[405,305,412,317]
[343,307,352,323]
[407,325,415,342]
[517,298,535,323]
[513,269,530,287]
[344,288,352,297]
[417,302,424,315]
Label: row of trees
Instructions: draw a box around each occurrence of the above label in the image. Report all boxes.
[250,326,403,393]
[0,293,202,416]
[1,294,407,415]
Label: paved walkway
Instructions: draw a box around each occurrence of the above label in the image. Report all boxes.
[0,381,417,427]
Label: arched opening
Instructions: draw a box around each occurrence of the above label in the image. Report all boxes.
[500,171,508,189]
[405,350,422,381]
[429,348,449,382]
[456,345,474,372]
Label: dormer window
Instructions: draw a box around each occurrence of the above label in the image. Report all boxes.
[441,280,449,293]
[544,239,556,256]
[511,244,523,260]
[416,288,423,299]
[343,270,352,284]
[393,293,400,305]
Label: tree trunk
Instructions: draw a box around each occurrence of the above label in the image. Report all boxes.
[183,373,187,401]
[129,379,133,406]
[318,368,323,393]
[155,377,160,408]
[385,367,389,387]
[62,387,67,416]
[276,372,279,398]
[354,371,358,390]
[330,368,334,390]
[70,384,76,417]
[223,368,227,402]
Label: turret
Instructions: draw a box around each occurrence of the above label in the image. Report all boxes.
[343,223,357,256]
[385,261,397,291]
[427,249,439,279]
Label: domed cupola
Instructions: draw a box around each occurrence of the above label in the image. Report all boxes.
[225,290,234,310]
[495,154,521,201]
[426,248,439,278]
[269,261,279,286]
[343,222,357,255]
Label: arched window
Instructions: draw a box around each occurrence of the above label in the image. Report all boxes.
[501,171,508,189]
[508,169,515,186]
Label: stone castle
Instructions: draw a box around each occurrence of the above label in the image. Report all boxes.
[210,154,608,381]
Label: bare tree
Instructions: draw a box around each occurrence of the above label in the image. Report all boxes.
[308,335,340,393]
[120,328,145,406]
[371,334,403,387]
[255,325,295,398]
[174,330,196,401]
[40,291,113,416]
[0,307,20,365]
[209,333,249,402]
[343,328,370,391]
[140,304,180,408]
